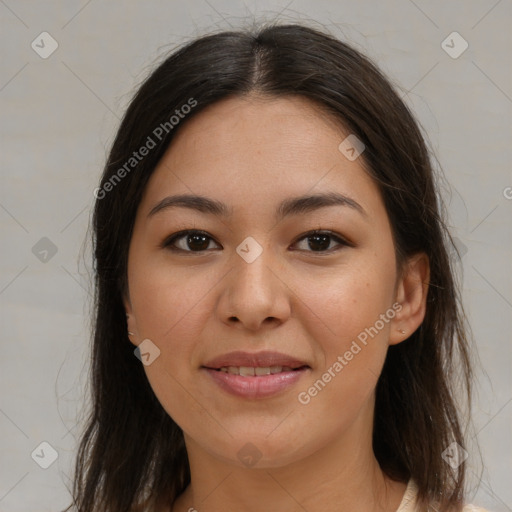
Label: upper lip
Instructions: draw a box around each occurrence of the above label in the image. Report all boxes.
[202,351,310,369]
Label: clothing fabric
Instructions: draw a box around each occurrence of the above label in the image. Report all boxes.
[396,479,490,511]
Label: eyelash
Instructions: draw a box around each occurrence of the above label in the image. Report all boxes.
[161,229,352,254]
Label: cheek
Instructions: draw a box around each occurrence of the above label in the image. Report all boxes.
[127,258,226,410]
[128,261,224,430]
[295,253,396,343]
[293,254,396,402]
[129,257,220,341]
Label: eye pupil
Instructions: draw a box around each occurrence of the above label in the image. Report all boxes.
[188,234,209,251]
[308,234,330,251]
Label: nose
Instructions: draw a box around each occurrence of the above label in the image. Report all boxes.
[216,243,292,332]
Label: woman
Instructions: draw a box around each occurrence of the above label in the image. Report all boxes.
[67,23,488,512]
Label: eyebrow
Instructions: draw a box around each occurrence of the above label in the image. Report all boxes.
[147,192,367,221]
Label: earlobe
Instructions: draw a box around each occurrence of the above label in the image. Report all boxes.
[389,252,430,346]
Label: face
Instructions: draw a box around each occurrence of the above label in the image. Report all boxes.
[125,94,415,468]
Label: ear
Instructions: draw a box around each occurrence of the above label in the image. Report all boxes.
[388,252,430,346]
[124,292,139,347]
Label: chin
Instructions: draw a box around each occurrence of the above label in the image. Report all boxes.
[205,432,319,470]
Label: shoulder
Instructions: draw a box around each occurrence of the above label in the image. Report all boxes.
[462,506,491,512]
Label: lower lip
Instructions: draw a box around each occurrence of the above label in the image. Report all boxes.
[202,367,309,399]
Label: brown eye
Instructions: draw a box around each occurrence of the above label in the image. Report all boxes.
[163,230,220,252]
[292,230,350,253]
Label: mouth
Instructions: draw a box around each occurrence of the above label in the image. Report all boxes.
[209,365,309,376]
[201,351,311,399]
[202,350,310,371]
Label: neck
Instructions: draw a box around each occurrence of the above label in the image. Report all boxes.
[171,400,407,512]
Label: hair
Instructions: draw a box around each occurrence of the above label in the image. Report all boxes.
[65,21,475,512]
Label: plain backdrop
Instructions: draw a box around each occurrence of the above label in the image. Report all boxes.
[0,1,511,511]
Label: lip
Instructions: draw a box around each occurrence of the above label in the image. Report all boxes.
[202,350,309,369]
[201,351,311,400]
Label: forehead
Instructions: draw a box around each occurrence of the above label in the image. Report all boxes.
[139,94,382,221]
[165,94,347,168]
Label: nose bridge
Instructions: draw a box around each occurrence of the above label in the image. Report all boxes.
[232,236,277,301]
[219,236,290,329]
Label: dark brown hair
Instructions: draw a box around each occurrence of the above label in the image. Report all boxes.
[66,22,474,512]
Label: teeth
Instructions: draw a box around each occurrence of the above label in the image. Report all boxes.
[217,365,297,376]
[239,366,255,376]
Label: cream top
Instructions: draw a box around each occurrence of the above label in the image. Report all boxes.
[396,479,490,512]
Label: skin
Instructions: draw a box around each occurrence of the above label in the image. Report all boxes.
[125,94,430,512]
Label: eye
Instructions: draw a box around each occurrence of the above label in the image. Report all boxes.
[292,230,351,253]
[162,229,351,254]
[162,230,221,253]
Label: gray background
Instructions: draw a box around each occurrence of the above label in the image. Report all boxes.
[0,1,511,510]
